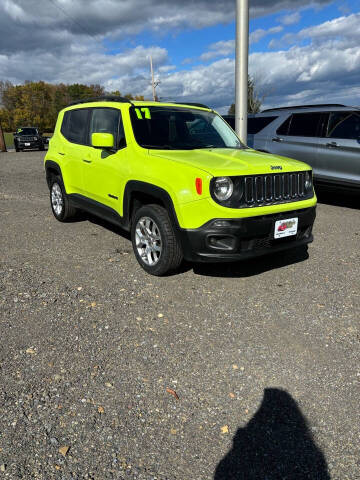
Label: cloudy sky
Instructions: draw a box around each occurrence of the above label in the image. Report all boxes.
[1,0,359,112]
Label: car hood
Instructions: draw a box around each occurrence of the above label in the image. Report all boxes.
[149,148,310,177]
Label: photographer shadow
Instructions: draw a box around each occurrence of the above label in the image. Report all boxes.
[214,388,330,480]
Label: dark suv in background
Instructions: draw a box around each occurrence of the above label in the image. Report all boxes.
[13,127,45,152]
[224,105,360,190]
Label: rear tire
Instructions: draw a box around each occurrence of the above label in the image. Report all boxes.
[49,175,77,222]
[131,204,183,276]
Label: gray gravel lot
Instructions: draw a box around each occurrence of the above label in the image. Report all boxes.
[0,151,359,480]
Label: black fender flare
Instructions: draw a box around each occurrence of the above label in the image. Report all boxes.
[123,180,180,231]
[44,160,62,187]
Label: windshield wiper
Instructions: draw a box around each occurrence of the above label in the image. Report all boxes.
[141,144,177,150]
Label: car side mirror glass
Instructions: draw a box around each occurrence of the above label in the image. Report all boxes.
[91,132,114,149]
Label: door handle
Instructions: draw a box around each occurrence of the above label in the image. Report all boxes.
[82,159,92,163]
[326,141,338,148]
[58,152,65,156]
[272,137,283,143]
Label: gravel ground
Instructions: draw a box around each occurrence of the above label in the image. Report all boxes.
[0,151,359,480]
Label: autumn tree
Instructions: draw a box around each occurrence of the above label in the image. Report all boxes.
[110,91,145,101]
[0,81,107,132]
[0,80,147,132]
[228,76,264,115]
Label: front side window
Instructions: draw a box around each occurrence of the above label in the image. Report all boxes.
[130,106,245,150]
[326,111,360,140]
[89,108,125,149]
[248,116,277,134]
[61,109,89,144]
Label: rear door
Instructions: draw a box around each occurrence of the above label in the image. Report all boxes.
[268,112,323,171]
[60,108,91,195]
[316,111,360,186]
[249,115,278,150]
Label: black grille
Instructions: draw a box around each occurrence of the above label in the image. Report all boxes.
[243,171,310,207]
[19,136,37,141]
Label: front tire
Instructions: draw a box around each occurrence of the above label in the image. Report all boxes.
[50,175,76,222]
[131,204,183,276]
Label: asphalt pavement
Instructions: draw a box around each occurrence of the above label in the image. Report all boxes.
[0,151,359,479]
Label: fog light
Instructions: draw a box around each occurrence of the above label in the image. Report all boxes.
[213,220,231,227]
[207,235,235,251]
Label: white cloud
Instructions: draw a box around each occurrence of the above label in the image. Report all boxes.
[0,45,168,91]
[159,14,360,110]
[279,11,301,25]
[200,25,283,61]
[0,0,334,56]
[158,65,177,73]
[282,13,360,45]
[0,2,358,114]
[200,41,235,62]
[3,0,28,22]
[250,26,283,44]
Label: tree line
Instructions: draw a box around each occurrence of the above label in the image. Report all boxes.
[0,81,144,132]
[0,77,263,133]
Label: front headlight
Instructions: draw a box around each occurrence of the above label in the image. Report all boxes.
[213,177,234,201]
[304,171,312,192]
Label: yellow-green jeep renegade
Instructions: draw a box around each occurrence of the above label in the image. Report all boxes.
[44,96,316,275]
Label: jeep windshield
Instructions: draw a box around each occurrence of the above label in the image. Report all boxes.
[130,106,246,150]
[16,128,38,136]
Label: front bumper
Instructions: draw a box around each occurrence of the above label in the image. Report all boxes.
[178,206,316,262]
[17,140,43,149]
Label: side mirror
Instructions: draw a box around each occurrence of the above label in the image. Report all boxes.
[91,132,114,149]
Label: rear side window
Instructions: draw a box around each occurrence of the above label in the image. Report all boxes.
[61,109,89,144]
[277,113,323,137]
[326,111,360,140]
[248,116,277,134]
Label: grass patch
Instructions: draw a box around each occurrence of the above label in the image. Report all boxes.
[4,132,14,149]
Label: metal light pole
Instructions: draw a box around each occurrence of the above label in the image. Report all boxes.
[150,55,156,101]
[235,0,249,143]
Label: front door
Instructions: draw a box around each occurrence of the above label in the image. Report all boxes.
[82,107,129,217]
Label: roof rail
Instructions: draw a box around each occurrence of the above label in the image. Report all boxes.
[173,102,210,109]
[261,104,346,113]
[68,95,134,106]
